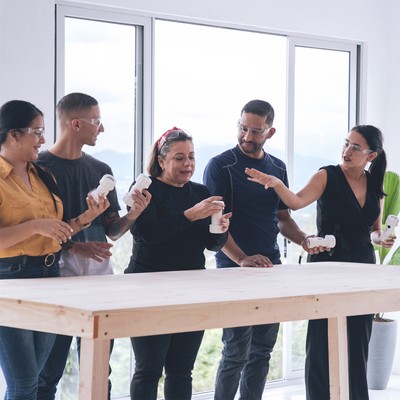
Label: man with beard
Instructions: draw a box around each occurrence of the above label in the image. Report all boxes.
[203,99,310,400]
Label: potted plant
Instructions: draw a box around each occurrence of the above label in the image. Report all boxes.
[367,171,400,390]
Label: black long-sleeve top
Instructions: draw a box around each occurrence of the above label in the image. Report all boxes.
[125,177,228,273]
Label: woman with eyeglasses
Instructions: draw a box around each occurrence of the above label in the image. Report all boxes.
[0,100,108,400]
[245,125,394,400]
[125,127,231,400]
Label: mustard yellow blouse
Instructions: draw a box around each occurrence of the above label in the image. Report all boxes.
[0,157,64,257]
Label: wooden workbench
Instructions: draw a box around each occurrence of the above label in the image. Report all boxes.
[1,261,400,399]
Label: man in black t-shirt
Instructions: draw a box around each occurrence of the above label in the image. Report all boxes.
[37,92,151,400]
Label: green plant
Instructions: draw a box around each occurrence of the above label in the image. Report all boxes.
[374,171,400,320]
[376,171,400,264]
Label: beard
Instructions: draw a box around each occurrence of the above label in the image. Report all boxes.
[238,139,263,155]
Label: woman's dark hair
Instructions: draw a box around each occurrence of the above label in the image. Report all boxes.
[352,124,387,198]
[147,128,193,177]
[0,100,43,146]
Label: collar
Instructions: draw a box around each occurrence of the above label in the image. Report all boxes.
[0,156,35,179]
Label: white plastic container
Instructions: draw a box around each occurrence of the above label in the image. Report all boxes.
[90,174,116,203]
[123,174,152,207]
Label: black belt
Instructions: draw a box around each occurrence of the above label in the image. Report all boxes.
[0,252,61,267]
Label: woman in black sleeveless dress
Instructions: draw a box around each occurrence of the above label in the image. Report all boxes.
[245,125,394,400]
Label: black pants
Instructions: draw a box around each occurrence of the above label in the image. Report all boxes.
[130,330,204,400]
[305,314,373,400]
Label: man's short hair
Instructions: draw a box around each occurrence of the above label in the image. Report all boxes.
[241,100,275,126]
[57,92,98,118]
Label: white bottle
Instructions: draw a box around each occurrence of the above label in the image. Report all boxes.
[123,174,152,207]
[307,235,336,248]
[209,201,225,234]
[381,215,399,242]
[90,174,116,203]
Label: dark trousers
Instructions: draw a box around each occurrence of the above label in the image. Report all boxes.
[38,334,113,400]
[305,314,373,400]
[130,330,204,400]
[214,323,280,400]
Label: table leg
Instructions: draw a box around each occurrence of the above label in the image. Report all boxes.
[328,316,349,400]
[79,338,110,400]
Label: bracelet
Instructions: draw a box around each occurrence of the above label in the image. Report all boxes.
[74,215,91,230]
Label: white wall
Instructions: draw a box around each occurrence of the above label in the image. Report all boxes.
[1,0,399,169]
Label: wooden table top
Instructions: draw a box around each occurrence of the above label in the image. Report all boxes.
[0,262,399,339]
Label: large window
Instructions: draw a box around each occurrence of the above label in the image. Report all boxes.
[56,5,151,399]
[56,6,360,399]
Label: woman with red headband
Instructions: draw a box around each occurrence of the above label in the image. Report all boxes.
[125,127,231,400]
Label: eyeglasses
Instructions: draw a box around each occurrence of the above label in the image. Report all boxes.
[238,122,269,138]
[77,118,102,128]
[343,139,372,155]
[11,127,45,138]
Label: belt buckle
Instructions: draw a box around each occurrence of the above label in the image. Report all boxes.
[44,253,56,267]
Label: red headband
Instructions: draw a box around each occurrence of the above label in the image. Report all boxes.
[157,127,180,151]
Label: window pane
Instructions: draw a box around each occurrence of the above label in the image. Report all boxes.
[290,46,350,263]
[64,17,137,199]
[63,16,138,399]
[288,46,351,375]
[155,20,287,184]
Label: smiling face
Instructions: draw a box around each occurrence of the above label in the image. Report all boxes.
[158,140,195,187]
[70,105,104,147]
[15,114,46,161]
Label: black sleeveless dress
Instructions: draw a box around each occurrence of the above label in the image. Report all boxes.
[305,165,381,400]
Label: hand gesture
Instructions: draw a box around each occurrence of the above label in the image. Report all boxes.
[84,192,111,222]
[184,196,225,222]
[35,219,73,243]
[301,235,333,255]
[245,167,282,189]
[239,254,274,268]
[70,241,113,262]
[125,189,152,221]
[380,234,396,249]
[220,212,232,233]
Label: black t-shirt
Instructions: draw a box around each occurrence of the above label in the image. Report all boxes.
[125,177,228,273]
[37,151,120,243]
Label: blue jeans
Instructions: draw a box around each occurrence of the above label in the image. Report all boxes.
[0,256,60,400]
[215,258,281,400]
[130,330,204,400]
[38,335,113,400]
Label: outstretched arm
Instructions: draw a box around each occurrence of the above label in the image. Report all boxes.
[245,168,327,210]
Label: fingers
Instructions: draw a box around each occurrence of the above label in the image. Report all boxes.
[48,220,73,243]
[241,255,273,268]
[86,193,110,215]
[207,195,223,203]
[76,242,113,261]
